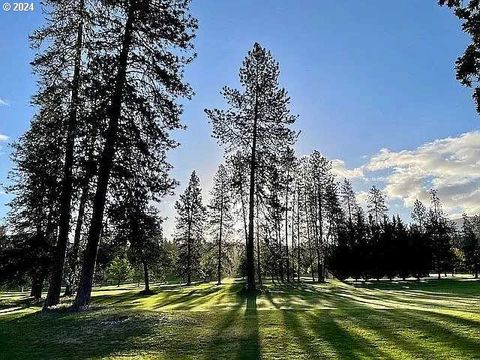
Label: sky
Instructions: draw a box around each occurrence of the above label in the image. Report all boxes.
[0,1,479,237]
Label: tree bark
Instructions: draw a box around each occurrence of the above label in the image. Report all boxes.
[186,208,192,286]
[44,0,85,309]
[255,195,262,285]
[30,272,45,299]
[217,191,224,285]
[316,188,325,283]
[72,2,136,310]
[246,92,259,292]
[143,261,150,293]
[285,169,290,282]
[305,192,315,282]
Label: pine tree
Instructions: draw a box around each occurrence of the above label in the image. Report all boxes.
[206,43,296,291]
[367,186,388,225]
[280,147,296,282]
[461,214,480,277]
[208,164,234,285]
[110,193,163,294]
[307,151,333,282]
[175,171,206,285]
[340,179,358,227]
[73,0,197,309]
[411,199,428,231]
[35,0,91,308]
[4,104,65,298]
[426,190,454,279]
[440,0,480,113]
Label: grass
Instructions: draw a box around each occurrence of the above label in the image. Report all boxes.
[1,276,480,359]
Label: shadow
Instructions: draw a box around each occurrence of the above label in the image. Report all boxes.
[0,308,160,360]
[2,277,480,359]
[237,291,260,360]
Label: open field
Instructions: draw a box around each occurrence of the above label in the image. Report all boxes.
[1,277,480,359]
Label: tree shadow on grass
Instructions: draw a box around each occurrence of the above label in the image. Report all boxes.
[0,308,162,360]
[237,291,260,359]
[354,277,480,297]
[199,288,261,359]
[267,281,480,359]
[91,282,235,311]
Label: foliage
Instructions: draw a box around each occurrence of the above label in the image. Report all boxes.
[106,257,134,286]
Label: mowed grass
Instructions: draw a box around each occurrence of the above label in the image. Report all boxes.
[1,277,480,359]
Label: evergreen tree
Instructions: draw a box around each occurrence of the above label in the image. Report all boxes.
[367,186,388,225]
[35,0,91,308]
[340,179,358,227]
[73,0,197,309]
[174,171,206,285]
[440,0,480,113]
[411,199,428,231]
[4,105,65,298]
[426,190,455,279]
[461,214,480,277]
[208,164,234,285]
[206,43,297,291]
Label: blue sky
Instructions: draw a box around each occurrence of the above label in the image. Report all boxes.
[0,1,479,234]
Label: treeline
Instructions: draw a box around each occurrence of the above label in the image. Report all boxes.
[1,0,480,310]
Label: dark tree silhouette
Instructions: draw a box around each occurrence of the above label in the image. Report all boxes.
[72,0,196,309]
[35,0,90,308]
[440,0,480,113]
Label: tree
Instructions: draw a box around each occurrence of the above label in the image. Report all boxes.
[36,0,91,308]
[411,199,428,231]
[461,214,480,277]
[280,147,296,282]
[73,0,197,310]
[426,190,454,279]
[367,186,388,225]
[340,179,358,227]
[4,104,65,298]
[106,257,133,286]
[208,164,233,285]
[206,43,297,291]
[440,0,480,113]
[110,195,163,294]
[174,171,206,285]
[307,151,334,283]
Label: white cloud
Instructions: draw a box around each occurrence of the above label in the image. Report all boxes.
[0,134,9,142]
[330,159,363,179]
[0,98,10,107]
[362,131,480,217]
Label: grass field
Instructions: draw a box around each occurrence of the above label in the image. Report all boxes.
[1,276,479,359]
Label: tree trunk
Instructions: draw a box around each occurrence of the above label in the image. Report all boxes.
[64,175,91,297]
[72,3,136,310]
[255,195,262,285]
[30,272,45,299]
[316,189,325,283]
[285,170,290,282]
[297,189,301,282]
[246,92,259,292]
[217,193,224,285]
[277,215,284,283]
[143,261,150,293]
[186,212,192,286]
[305,193,315,282]
[240,184,248,250]
[44,0,85,309]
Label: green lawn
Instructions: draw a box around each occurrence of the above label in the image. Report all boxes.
[1,276,479,359]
